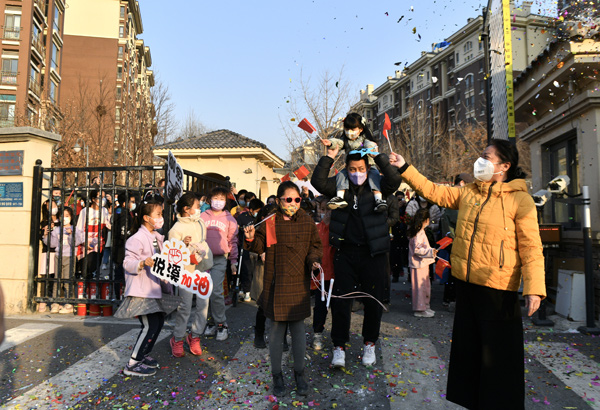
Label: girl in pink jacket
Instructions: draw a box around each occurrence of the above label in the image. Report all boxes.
[114,199,174,377]
[408,208,437,318]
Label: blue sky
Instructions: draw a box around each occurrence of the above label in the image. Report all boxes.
[140,0,556,159]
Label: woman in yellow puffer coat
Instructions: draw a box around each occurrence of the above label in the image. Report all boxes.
[389,139,544,410]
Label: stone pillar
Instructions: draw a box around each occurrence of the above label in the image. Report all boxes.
[0,127,61,314]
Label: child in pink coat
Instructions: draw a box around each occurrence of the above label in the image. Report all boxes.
[408,208,437,318]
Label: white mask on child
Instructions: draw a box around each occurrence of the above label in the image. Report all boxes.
[346,129,360,140]
[190,208,202,222]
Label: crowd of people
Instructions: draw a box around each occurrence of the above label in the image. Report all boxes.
[35,112,545,409]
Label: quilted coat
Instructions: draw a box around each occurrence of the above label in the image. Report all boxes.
[400,165,546,298]
[245,209,322,321]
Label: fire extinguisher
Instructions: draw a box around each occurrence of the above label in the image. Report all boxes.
[88,282,97,300]
[101,283,110,300]
[77,281,85,299]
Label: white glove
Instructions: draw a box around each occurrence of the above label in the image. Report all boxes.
[389,152,406,169]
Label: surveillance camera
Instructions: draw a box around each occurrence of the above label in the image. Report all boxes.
[547,175,570,194]
[532,189,551,207]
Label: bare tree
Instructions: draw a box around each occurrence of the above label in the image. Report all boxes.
[280,67,352,161]
[177,108,211,140]
[151,71,178,146]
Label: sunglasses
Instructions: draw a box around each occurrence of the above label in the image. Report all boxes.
[280,197,301,204]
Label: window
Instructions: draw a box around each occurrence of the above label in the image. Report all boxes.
[120,5,126,19]
[117,66,123,80]
[1,58,18,84]
[479,79,485,94]
[464,41,473,53]
[544,134,580,230]
[118,46,124,59]
[49,80,57,103]
[465,74,474,91]
[53,7,61,34]
[479,60,484,73]
[51,43,60,70]
[456,52,460,64]
[456,92,461,105]
[115,106,121,121]
[479,41,483,51]
[4,13,21,40]
[383,95,388,106]
[427,89,431,100]
[119,25,125,38]
[30,66,40,93]
[116,86,122,99]
[0,94,16,126]
[115,128,120,140]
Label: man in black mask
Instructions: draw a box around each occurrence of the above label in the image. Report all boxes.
[311,144,401,368]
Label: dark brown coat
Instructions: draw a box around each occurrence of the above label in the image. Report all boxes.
[245,209,322,322]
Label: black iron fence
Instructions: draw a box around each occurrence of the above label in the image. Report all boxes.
[29,160,229,313]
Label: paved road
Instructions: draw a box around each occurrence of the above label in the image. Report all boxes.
[1,280,598,409]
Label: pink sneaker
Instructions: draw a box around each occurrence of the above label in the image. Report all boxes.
[170,337,185,358]
[186,334,202,356]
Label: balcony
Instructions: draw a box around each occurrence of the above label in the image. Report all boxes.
[33,0,46,15]
[31,35,46,59]
[0,116,15,128]
[0,71,18,86]
[29,75,41,96]
[2,26,21,40]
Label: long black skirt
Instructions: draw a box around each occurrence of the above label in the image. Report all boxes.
[446,280,525,410]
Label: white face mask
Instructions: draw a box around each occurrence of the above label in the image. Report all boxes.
[64,217,71,225]
[345,129,360,141]
[190,208,202,221]
[51,207,58,215]
[473,157,502,182]
[129,203,137,211]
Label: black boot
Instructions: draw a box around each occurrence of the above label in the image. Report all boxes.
[294,370,309,396]
[272,372,286,397]
[254,330,266,349]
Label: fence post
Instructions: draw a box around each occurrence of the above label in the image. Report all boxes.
[27,159,43,311]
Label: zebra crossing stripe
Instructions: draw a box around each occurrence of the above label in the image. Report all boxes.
[381,337,462,409]
[525,342,600,406]
[4,329,170,408]
[0,323,62,353]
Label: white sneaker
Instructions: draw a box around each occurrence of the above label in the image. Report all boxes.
[216,324,229,341]
[426,308,436,316]
[331,346,345,368]
[312,333,324,350]
[204,325,217,336]
[414,310,435,318]
[362,342,376,366]
[244,292,251,302]
[101,264,108,271]
[50,303,60,313]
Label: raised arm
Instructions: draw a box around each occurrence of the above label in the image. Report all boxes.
[389,153,461,210]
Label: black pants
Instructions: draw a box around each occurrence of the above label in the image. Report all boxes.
[131,312,164,361]
[313,281,331,334]
[447,281,524,410]
[239,249,254,293]
[331,245,386,346]
[255,305,267,334]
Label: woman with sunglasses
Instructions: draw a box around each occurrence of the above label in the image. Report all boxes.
[243,181,322,398]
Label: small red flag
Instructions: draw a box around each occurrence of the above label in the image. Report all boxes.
[280,173,291,182]
[298,118,316,134]
[436,237,453,250]
[266,214,277,247]
[435,258,451,279]
[294,165,310,180]
[383,113,392,140]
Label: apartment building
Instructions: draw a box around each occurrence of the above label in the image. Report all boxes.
[61,0,154,167]
[0,0,65,129]
[352,1,554,151]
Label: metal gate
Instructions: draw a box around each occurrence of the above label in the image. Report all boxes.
[29,160,229,311]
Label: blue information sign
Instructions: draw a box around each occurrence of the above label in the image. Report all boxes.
[0,150,24,176]
[0,182,23,207]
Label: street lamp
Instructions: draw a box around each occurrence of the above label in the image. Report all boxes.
[73,138,89,167]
